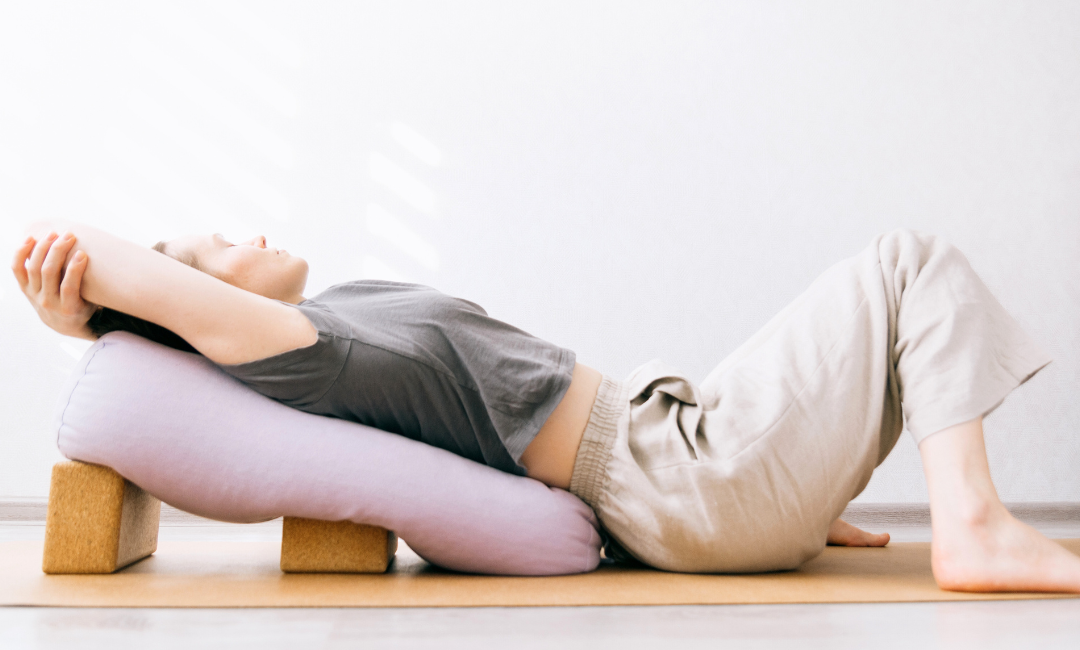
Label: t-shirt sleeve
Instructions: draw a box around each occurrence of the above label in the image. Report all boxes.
[215,303,352,410]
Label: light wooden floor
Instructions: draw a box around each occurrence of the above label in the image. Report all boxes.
[2,519,1080,649]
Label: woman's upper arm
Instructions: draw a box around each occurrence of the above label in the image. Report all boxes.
[30,221,317,365]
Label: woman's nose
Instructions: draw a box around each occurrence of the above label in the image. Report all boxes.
[242,236,267,248]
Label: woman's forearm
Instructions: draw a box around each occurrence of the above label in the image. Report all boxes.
[25,221,176,318]
[23,221,316,364]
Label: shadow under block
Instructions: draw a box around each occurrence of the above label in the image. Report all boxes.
[280,517,397,573]
[42,461,161,574]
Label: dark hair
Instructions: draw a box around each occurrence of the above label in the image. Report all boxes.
[86,241,200,354]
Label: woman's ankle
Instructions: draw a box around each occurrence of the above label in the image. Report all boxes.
[919,416,1011,533]
[931,488,1007,532]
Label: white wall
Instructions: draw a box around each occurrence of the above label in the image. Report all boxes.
[2,0,1077,502]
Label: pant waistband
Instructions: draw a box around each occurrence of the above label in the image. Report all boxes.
[569,374,630,508]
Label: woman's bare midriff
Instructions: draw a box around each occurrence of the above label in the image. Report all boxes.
[519,362,603,490]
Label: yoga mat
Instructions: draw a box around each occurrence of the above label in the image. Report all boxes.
[2,539,1078,607]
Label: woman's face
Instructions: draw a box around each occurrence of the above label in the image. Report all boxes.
[163,233,309,303]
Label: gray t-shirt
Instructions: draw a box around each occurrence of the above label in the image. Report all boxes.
[216,280,577,476]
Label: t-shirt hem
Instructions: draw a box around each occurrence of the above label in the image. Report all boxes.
[501,347,578,464]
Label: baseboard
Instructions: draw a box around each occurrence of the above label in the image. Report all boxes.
[0,498,271,526]
[2,498,1078,527]
[0,498,48,523]
[840,502,1080,527]
[854,503,1080,527]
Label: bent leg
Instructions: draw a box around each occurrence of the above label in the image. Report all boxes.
[921,417,1080,593]
[588,229,1052,573]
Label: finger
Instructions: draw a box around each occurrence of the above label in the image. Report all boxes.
[10,236,35,291]
[26,231,58,295]
[853,531,889,547]
[827,518,877,546]
[834,525,890,547]
[855,527,889,546]
[59,250,88,314]
[41,232,76,307]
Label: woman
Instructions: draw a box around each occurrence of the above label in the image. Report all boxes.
[12,222,1080,592]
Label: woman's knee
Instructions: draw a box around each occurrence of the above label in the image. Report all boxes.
[875,228,970,279]
[878,228,945,257]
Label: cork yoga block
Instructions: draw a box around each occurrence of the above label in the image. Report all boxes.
[280,517,397,573]
[43,461,161,574]
[42,462,396,575]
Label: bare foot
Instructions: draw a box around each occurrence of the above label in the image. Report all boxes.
[827,518,890,547]
[931,501,1080,593]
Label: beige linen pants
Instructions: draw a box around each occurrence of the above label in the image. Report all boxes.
[569,229,1053,573]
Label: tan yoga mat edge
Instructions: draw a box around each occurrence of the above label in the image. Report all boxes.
[3,539,1078,608]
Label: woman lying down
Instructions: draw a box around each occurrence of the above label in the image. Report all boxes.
[12,222,1080,593]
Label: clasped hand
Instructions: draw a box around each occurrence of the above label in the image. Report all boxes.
[11,231,98,341]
